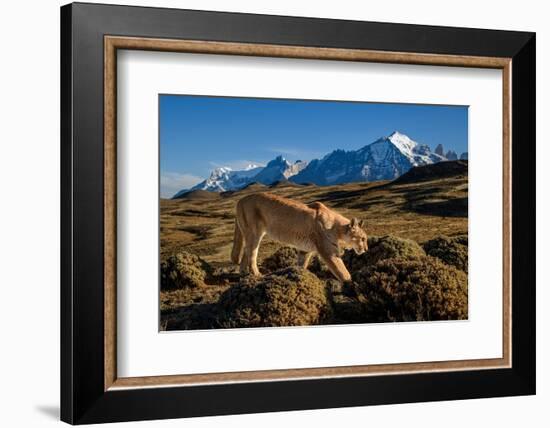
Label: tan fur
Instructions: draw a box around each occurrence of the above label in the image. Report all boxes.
[231,192,368,282]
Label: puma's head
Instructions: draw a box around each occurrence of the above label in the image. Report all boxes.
[343,218,368,255]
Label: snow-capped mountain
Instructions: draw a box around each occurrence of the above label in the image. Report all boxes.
[291,131,446,185]
[189,164,263,192]
[177,157,307,195]
[171,131,455,197]
[252,156,307,185]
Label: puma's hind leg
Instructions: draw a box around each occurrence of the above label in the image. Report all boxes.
[241,230,265,277]
[239,243,251,275]
[248,231,265,277]
[299,252,314,269]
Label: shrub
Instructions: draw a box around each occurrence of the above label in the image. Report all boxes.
[160,252,211,290]
[423,236,468,272]
[262,247,299,272]
[343,235,425,272]
[353,256,468,322]
[452,235,468,246]
[218,267,331,328]
[307,255,333,278]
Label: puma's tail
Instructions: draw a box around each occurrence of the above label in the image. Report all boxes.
[231,220,244,264]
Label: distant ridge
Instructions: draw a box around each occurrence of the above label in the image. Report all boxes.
[172,189,220,200]
[393,160,468,184]
[269,179,302,188]
[241,181,267,191]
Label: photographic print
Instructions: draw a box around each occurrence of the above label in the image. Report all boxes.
[159,95,469,331]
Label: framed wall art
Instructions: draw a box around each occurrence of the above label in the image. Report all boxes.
[60,2,536,424]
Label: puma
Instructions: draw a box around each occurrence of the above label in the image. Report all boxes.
[231,192,368,282]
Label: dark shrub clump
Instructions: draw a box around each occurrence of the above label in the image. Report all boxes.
[353,256,468,322]
[343,235,425,272]
[262,247,299,272]
[160,252,211,290]
[307,255,333,279]
[452,235,468,246]
[423,236,468,272]
[218,267,331,328]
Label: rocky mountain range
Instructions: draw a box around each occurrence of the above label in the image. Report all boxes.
[175,156,307,195]
[173,164,263,197]
[291,131,447,185]
[172,131,467,198]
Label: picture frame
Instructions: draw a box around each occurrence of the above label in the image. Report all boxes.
[60,2,535,424]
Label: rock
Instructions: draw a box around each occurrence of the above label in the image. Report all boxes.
[435,144,445,156]
[445,150,458,160]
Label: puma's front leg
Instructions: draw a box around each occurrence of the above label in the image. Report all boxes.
[321,254,352,282]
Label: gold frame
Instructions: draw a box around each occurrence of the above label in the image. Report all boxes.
[104,36,512,391]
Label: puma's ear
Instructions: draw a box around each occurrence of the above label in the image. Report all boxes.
[350,218,359,228]
[360,219,366,228]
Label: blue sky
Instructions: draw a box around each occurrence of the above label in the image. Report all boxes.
[160,95,468,198]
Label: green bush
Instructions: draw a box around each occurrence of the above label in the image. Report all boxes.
[423,236,468,272]
[160,252,211,290]
[218,267,331,328]
[353,256,468,322]
[343,235,425,272]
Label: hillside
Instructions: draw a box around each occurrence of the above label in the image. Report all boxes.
[394,160,467,184]
[172,189,220,200]
[160,160,468,330]
[161,160,467,265]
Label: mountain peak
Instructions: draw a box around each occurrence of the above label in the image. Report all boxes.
[445,150,458,160]
[386,131,418,154]
[212,166,232,174]
[292,131,445,185]
[183,155,307,194]
[266,155,289,167]
[255,155,306,183]
[389,130,406,138]
[243,163,261,171]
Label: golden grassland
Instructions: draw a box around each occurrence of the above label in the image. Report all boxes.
[160,176,467,267]
[159,163,468,330]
